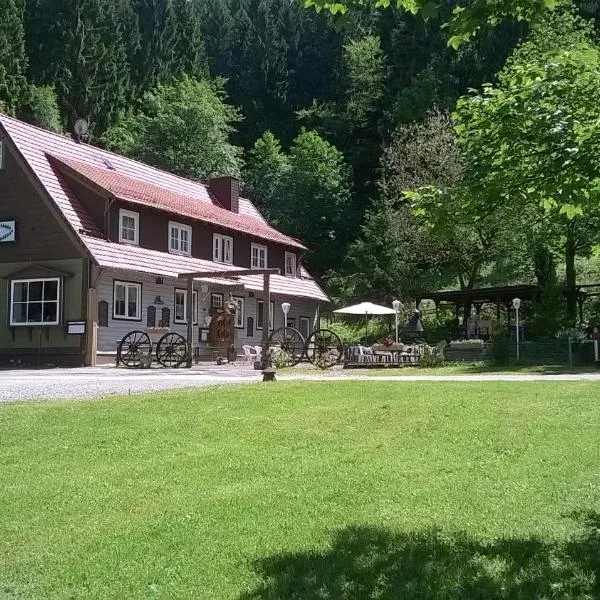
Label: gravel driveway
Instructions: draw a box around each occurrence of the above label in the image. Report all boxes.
[0,365,261,402]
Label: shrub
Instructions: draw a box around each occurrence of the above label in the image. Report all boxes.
[419,341,446,368]
[491,327,510,364]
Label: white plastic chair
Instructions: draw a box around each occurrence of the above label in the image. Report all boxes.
[254,345,263,363]
[242,345,258,366]
[357,346,375,363]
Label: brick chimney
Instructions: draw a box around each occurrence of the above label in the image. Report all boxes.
[209,177,239,213]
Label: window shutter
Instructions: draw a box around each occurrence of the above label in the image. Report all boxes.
[246,316,254,337]
[213,235,221,261]
[98,300,109,327]
[147,305,156,327]
[160,307,170,327]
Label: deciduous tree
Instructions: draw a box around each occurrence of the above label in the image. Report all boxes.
[102,76,243,180]
[435,6,600,320]
[304,0,559,48]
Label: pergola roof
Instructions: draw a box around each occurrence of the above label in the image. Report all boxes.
[418,283,600,308]
[418,284,540,306]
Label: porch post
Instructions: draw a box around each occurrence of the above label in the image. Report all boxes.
[186,277,194,367]
[85,287,98,366]
[261,272,270,368]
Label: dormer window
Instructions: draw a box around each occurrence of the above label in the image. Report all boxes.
[251,243,267,269]
[169,221,192,256]
[119,209,139,245]
[213,233,233,264]
[285,252,296,277]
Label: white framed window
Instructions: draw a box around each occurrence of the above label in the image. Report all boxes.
[213,233,233,264]
[10,278,60,326]
[174,289,198,324]
[232,296,244,328]
[211,293,223,308]
[169,221,192,256]
[113,280,141,320]
[299,316,311,339]
[285,252,296,277]
[119,209,139,245]
[256,300,274,330]
[251,243,267,269]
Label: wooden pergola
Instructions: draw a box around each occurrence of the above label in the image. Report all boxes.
[177,268,280,367]
[417,282,600,329]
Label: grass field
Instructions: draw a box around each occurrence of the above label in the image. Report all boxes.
[1,381,600,599]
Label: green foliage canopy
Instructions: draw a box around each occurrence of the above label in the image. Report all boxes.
[411,6,600,319]
[102,76,243,180]
[303,0,560,47]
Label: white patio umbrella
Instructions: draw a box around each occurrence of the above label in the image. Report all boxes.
[334,301,396,340]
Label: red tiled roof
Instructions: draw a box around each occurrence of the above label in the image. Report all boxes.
[0,115,304,248]
[0,114,325,302]
[48,154,305,249]
[83,235,329,302]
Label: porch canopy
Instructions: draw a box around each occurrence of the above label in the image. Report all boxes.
[178,268,280,368]
[334,301,397,339]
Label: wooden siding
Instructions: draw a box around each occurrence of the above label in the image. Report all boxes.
[0,139,82,262]
[0,257,87,354]
[106,200,299,274]
[93,266,319,353]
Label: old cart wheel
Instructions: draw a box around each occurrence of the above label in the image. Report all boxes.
[156,332,188,368]
[268,327,305,367]
[117,330,152,368]
[306,329,344,369]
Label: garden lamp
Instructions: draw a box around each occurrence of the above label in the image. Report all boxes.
[512,297,521,361]
[281,302,291,329]
[392,299,402,343]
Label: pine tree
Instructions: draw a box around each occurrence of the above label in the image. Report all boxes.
[0,0,27,113]
[173,0,207,81]
[26,0,136,134]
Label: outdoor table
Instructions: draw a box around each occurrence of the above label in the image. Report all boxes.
[372,344,406,365]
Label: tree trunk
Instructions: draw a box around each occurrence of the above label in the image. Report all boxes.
[565,231,577,324]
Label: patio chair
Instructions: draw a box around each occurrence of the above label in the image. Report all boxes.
[254,345,263,363]
[477,320,492,339]
[401,346,418,365]
[356,345,376,363]
[241,345,258,366]
[467,317,478,339]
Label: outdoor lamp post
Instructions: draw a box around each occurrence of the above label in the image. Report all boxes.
[281,302,291,329]
[512,297,521,361]
[392,299,402,343]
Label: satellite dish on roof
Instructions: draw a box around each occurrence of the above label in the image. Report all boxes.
[73,118,88,138]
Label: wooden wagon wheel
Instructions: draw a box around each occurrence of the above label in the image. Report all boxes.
[156,332,188,368]
[305,328,344,369]
[268,326,305,367]
[117,330,152,368]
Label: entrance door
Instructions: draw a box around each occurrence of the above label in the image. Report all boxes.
[210,311,234,347]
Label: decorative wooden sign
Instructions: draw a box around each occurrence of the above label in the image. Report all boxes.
[0,220,15,242]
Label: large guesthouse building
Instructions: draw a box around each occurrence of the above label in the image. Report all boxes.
[0,115,328,366]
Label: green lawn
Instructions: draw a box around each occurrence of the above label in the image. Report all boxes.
[1,381,599,599]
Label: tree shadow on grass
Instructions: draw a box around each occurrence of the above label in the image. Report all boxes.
[240,512,600,599]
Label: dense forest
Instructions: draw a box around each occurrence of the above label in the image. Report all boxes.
[3,0,600,334]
